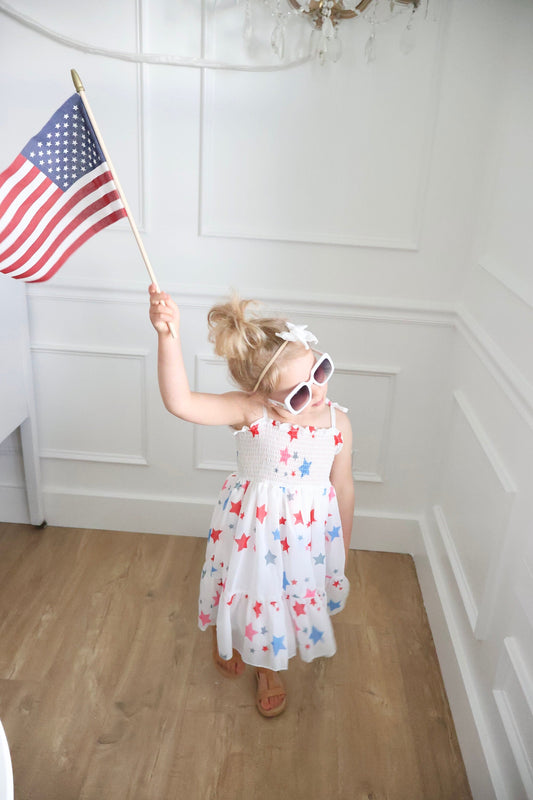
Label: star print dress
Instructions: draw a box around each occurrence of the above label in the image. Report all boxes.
[198,401,350,671]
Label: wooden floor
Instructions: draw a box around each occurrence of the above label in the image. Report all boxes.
[0,522,471,800]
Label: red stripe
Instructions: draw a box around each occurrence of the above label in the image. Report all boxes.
[25,209,127,282]
[0,177,55,246]
[0,185,62,260]
[1,172,120,274]
[0,154,26,190]
[10,192,126,280]
[0,160,41,220]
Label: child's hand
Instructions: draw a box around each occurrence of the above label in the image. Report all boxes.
[148,284,179,334]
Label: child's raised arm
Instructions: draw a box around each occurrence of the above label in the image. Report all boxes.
[148,285,256,427]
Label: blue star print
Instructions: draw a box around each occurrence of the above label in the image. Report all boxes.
[272,528,281,541]
[313,553,326,565]
[328,525,341,540]
[299,459,312,477]
[272,635,286,655]
[309,626,324,645]
[265,550,277,565]
[283,571,290,591]
[328,599,341,612]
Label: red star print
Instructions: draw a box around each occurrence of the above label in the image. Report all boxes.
[242,480,250,492]
[199,611,211,626]
[210,528,222,543]
[334,432,343,446]
[293,511,304,525]
[281,537,290,552]
[230,500,242,515]
[262,645,269,651]
[212,591,220,607]
[250,424,260,437]
[288,426,299,441]
[253,601,262,618]
[256,504,268,523]
[279,516,287,526]
[235,533,250,551]
[293,601,305,616]
[333,579,340,588]
[240,512,245,519]
[227,594,236,605]
[310,598,317,606]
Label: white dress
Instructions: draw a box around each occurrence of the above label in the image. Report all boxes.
[198,401,350,671]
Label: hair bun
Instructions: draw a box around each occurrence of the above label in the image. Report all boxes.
[207,294,294,394]
[208,295,267,361]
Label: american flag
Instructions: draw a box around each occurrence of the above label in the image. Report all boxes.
[0,93,127,283]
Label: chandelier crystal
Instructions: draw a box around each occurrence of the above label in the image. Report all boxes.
[242,0,428,65]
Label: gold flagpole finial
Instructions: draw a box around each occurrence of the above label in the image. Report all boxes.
[70,69,84,93]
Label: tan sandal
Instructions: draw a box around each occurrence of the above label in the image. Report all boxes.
[212,633,245,679]
[255,669,287,718]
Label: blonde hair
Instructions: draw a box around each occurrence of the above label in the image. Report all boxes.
[207,295,303,395]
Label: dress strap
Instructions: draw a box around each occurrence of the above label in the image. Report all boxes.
[327,399,348,428]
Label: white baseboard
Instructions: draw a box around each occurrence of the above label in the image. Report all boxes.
[0,486,30,524]
[416,512,501,800]
[26,490,424,554]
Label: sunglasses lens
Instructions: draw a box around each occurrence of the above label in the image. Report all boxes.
[290,384,311,412]
[313,356,333,384]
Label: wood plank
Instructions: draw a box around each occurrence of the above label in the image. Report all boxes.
[0,524,472,800]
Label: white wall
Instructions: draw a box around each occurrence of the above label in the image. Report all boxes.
[0,1,532,798]
[417,1,533,798]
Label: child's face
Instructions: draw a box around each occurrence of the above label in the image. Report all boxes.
[270,349,328,415]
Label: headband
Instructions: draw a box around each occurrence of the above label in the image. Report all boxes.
[252,323,318,394]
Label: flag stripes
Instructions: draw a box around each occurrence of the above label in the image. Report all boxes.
[0,93,127,283]
[1,159,126,282]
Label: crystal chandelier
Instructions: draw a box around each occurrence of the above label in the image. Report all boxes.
[242,0,429,64]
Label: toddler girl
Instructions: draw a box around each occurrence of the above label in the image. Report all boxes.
[149,286,354,717]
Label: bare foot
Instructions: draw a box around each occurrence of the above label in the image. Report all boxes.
[255,668,287,717]
[212,629,245,678]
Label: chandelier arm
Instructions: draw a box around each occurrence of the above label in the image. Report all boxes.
[286,0,374,20]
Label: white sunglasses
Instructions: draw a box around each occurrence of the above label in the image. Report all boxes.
[269,351,334,415]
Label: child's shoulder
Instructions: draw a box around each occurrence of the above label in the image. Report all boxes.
[229,393,265,431]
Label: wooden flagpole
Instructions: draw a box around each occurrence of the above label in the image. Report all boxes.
[70,68,176,338]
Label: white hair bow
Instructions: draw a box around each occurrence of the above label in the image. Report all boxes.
[276,322,318,350]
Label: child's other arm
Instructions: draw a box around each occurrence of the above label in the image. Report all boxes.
[329,413,355,558]
[149,285,253,426]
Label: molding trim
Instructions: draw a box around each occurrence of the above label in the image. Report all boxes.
[34,487,420,552]
[516,557,533,632]
[23,283,532,428]
[25,281,457,326]
[493,637,533,798]
[30,344,149,466]
[478,256,533,311]
[337,363,400,483]
[435,391,517,640]
[432,503,479,633]
[418,512,507,800]
[455,306,533,430]
[198,2,450,252]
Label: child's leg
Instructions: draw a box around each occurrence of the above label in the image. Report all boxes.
[212,627,245,677]
[255,668,287,717]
